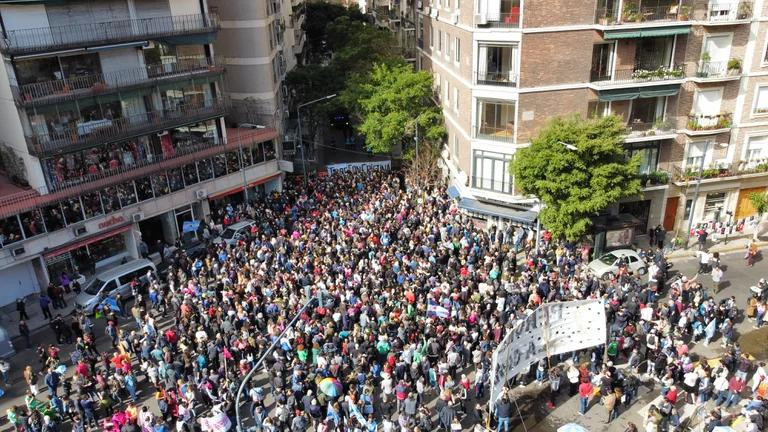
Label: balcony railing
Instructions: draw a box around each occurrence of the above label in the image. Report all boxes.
[475,71,518,87]
[1,13,219,55]
[626,119,674,137]
[471,176,513,194]
[13,57,223,106]
[595,2,692,25]
[686,113,732,131]
[474,123,515,142]
[673,159,768,183]
[28,98,229,157]
[592,64,684,85]
[484,13,521,28]
[705,1,753,22]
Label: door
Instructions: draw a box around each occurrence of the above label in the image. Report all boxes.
[736,187,767,219]
[703,34,732,75]
[663,196,680,231]
[693,89,723,127]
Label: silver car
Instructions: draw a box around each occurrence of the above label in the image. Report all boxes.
[587,249,647,280]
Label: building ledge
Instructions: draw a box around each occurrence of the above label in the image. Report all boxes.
[679,127,731,136]
[688,74,740,84]
[672,169,768,187]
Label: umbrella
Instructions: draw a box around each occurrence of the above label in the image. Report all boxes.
[712,427,735,432]
[319,377,343,397]
[557,424,589,432]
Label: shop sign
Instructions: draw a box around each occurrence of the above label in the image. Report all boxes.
[98,215,125,230]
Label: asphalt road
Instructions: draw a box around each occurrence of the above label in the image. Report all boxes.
[0,250,764,432]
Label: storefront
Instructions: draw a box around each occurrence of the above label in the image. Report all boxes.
[43,225,132,278]
[0,259,44,307]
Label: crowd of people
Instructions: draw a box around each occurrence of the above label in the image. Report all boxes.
[3,170,767,432]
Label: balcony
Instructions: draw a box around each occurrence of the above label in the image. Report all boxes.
[475,1,520,28]
[595,1,692,25]
[701,1,753,23]
[475,71,518,87]
[682,113,732,135]
[28,98,229,157]
[12,57,223,106]
[1,13,219,56]
[474,124,514,142]
[626,119,676,140]
[672,160,768,184]
[592,64,684,86]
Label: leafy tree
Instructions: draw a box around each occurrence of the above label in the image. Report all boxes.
[749,192,768,215]
[345,62,446,154]
[512,115,642,241]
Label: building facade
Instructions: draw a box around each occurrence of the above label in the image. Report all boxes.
[0,0,296,307]
[394,0,768,240]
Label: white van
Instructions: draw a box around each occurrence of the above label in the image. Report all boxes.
[74,259,157,315]
[214,219,255,246]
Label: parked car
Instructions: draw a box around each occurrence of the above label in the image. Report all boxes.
[213,220,255,246]
[587,249,647,280]
[74,259,157,315]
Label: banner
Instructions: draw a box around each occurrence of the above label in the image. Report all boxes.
[427,301,450,319]
[326,160,391,175]
[489,299,606,405]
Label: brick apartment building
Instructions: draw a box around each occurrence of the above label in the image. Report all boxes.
[0,0,305,307]
[385,0,768,241]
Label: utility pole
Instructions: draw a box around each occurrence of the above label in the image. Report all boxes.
[297,93,337,188]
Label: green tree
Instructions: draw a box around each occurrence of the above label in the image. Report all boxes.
[345,62,446,154]
[512,115,642,241]
[749,191,768,215]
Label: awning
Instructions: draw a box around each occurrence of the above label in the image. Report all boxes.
[447,185,461,199]
[43,224,131,259]
[458,197,538,226]
[598,84,681,101]
[604,26,691,40]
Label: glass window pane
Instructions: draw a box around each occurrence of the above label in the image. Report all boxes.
[101,187,121,213]
[0,216,23,247]
[152,174,170,197]
[42,204,66,232]
[136,177,154,201]
[117,182,137,207]
[20,210,46,238]
[61,197,84,225]
[82,192,103,219]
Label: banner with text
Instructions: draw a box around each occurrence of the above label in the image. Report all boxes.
[326,160,391,175]
[489,299,606,404]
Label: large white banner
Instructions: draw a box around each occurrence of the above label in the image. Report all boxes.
[326,160,391,175]
[489,299,607,404]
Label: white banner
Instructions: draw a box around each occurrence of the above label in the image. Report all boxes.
[326,160,391,175]
[489,299,607,404]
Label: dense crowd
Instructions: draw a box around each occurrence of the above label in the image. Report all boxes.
[4,170,768,432]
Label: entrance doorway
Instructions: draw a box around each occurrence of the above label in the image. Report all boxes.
[139,217,166,255]
[663,196,680,231]
[619,200,652,232]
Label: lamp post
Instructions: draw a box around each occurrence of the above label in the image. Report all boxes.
[237,123,266,203]
[297,93,337,188]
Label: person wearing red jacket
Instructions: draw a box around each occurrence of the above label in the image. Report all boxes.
[578,378,594,415]
[726,376,746,408]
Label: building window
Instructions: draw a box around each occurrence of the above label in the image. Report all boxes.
[745,135,768,167]
[453,87,459,111]
[453,134,459,156]
[754,86,768,115]
[476,100,515,142]
[472,150,513,194]
[477,44,518,86]
[434,73,440,95]
[455,37,461,63]
[88,233,126,263]
[685,141,709,169]
[444,33,450,58]
[444,81,450,106]
[627,141,660,175]
[684,199,693,220]
[703,192,727,221]
[437,30,442,52]
[429,28,433,48]
[588,100,609,118]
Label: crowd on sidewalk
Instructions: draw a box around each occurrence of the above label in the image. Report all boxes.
[3,170,768,432]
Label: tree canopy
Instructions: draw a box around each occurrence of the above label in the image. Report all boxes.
[344,63,446,154]
[512,115,642,241]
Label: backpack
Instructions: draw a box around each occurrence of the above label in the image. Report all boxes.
[660,401,673,416]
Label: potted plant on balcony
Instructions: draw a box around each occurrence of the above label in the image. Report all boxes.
[737,1,753,19]
[622,1,640,22]
[678,5,691,20]
[649,170,669,185]
[652,118,671,131]
[727,58,742,75]
[697,52,711,78]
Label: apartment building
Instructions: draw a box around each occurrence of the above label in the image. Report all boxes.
[0,0,290,307]
[400,0,768,240]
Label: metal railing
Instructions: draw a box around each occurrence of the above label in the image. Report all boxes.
[13,56,223,105]
[695,61,728,78]
[626,120,674,135]
[672,159,768,183]
[1,13,219,55]
[705,1,753,22]
[28,98,229,157]
[686,113,732,131]
[475,71,518,87]
[474,123,515,142]
[485,13,521,28]
[592,64,684,84]
[471,176,513,194]
[595,2,691,24]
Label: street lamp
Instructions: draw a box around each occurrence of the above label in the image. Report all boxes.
[237,123,266,202]
[297,93,337,188]
[558,141,578,151]
[685,141,728,247]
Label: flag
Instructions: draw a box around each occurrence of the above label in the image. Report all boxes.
[427,301,450,319]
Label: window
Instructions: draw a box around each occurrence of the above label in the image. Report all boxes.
[429,28,433,48]
[437,30,442,52]
[588,100,609,118]
[445,33,450,58]
[745,136,768,167]
[685,141,709,169]
[472,150,513,194]
[455,37,461,63]
[453,87,459,111]
[476,100,515,141]
[434,73,440,94]
[684,199,693,220]
[703,192,727,220]
[627,141,660,175]
[453,134,459,156]
[754,86,768,115]
[444,81,450,106]
[590,43,613,82]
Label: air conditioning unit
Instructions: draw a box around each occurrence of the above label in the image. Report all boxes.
[450,12,458,24]
[11,247,25,257]
[475,13,487,25]
[132,212,144,222]
[196,189,208,199]
[72,226,87,237]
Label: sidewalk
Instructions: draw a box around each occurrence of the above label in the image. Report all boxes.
[0,291,77,339]
[634,233,768,262]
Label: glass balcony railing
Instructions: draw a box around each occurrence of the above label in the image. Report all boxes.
[595,2,692,25]
[28,98,229,157]
[1,13,219,55]
[475,71,518,87]
[12,57,223,105]
[474,123,515,142]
